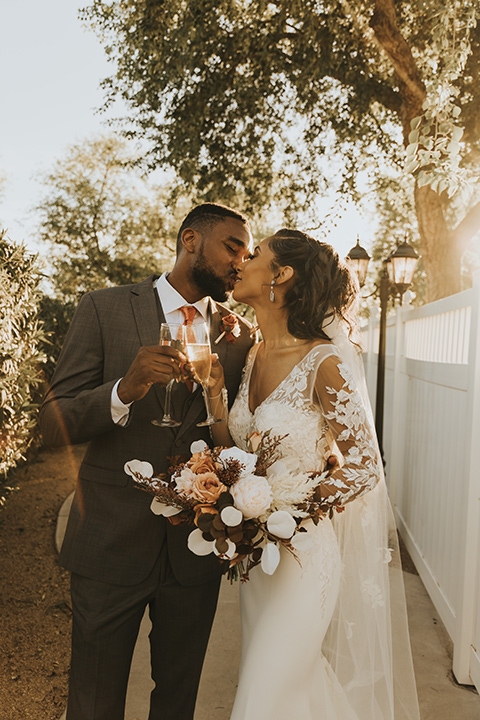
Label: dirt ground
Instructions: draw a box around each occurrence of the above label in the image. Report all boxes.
[0,445,84,720]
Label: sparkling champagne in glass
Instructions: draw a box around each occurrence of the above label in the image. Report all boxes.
[151,323,185,428]
[184,322,224,427]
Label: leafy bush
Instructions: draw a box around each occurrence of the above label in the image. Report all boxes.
[38,295,77,383]
[0,230,46,503]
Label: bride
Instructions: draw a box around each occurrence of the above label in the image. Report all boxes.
[207,229,420,720]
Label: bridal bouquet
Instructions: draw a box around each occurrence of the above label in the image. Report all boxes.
[125,432,339,581]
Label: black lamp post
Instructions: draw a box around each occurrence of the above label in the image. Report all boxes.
[346,236,419,458]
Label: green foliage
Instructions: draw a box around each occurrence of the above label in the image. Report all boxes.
[35,135,206,371]
[0,231,46,502]
[37,134,177,304]
[405,2,478,200]
[81,0,405,214]
[80,0,480,301]
[37,295,77,382]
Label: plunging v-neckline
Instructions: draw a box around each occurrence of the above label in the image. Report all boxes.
[246,342,334,415]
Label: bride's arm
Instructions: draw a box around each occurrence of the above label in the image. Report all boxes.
[313,354,381,507]
[207,354,234,447]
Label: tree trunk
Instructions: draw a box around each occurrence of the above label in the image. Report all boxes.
[414,184,462,301]
[371,0,468,303]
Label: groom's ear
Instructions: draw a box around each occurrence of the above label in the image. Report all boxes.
[180,227,199,254]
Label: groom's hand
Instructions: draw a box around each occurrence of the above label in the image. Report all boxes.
[117,346,186,404]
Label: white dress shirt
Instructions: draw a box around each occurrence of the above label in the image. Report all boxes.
[111,273,210,425]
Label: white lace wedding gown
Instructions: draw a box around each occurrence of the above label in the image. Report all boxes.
[227,342,419,720]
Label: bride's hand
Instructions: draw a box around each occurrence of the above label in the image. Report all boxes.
[326,455,340,475]
[208,353,225,395]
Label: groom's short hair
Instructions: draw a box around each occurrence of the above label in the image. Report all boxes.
[176,203,249,254]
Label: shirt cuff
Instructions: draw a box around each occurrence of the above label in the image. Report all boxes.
[111,379,133,426]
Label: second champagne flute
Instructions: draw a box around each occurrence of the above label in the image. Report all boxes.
[151,323,185,428]
[184,322,224,427]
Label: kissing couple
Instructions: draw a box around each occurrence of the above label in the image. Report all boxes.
[41,202,420,719]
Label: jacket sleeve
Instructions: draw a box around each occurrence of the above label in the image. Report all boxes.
[39,293,119,448]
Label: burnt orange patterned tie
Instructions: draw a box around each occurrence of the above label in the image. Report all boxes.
[180,306,197,391]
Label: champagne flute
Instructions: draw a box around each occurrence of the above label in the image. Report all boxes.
[151,323,185,427]
[184,322,224,427]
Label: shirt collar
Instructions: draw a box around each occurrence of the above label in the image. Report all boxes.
[155,273,210,321]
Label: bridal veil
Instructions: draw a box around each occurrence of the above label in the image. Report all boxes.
[322,317,420,720]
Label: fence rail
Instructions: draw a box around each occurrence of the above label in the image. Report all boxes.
[361,273,480,690]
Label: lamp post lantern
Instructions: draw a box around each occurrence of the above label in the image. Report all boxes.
[345,236,371,288]
[345,236,419,460]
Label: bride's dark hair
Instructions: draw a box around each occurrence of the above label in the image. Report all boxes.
[268,228,359,341]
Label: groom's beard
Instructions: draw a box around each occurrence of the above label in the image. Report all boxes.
[191,242,235,302]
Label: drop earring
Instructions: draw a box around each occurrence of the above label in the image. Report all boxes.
[269,279,275,303]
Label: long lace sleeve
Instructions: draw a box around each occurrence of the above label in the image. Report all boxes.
[314,353,381,507]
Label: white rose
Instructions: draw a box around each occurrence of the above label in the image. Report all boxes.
[173,467,196,497]
[219,447,257,477]
[230,474,272,519]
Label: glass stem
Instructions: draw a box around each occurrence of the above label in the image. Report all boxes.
[164,379,174,420]
[201,384,215,420]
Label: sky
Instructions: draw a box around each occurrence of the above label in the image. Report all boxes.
[0,0,375,262]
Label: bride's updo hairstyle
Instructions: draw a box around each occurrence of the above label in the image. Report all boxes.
[268,228,359,341]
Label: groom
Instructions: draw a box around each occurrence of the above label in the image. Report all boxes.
[40,203,254,720]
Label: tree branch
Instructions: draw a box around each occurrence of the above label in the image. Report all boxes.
[368,0,426,119]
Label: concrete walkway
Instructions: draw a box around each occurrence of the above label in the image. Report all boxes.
[57,494,480,720]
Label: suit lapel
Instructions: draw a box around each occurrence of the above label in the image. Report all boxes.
[130,276,164,345]
[130,276,166,411]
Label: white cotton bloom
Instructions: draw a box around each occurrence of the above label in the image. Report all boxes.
[290,531,314,552]
[213,538,237,560]
[187,528,215,556]
[230,474,272,519]
[124,460,154,479]
[190,440,208,454]
[261,543,281,575]
[150,498,182,517]
[266,510,296,539]
[220,505,243,527]
[218,446,257,476]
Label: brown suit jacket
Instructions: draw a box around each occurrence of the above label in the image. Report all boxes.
[40,276,254,587]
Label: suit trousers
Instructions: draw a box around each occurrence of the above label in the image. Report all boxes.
[66,544,222,720]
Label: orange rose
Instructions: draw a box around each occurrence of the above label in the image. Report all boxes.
[188,453,219,475]
[191,472,227,503]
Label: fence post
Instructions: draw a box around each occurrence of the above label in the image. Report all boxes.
[366,306,379,405]
[386,296,411,510]
[453,270,480,683]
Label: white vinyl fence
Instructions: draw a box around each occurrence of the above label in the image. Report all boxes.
[362,272,480,690]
